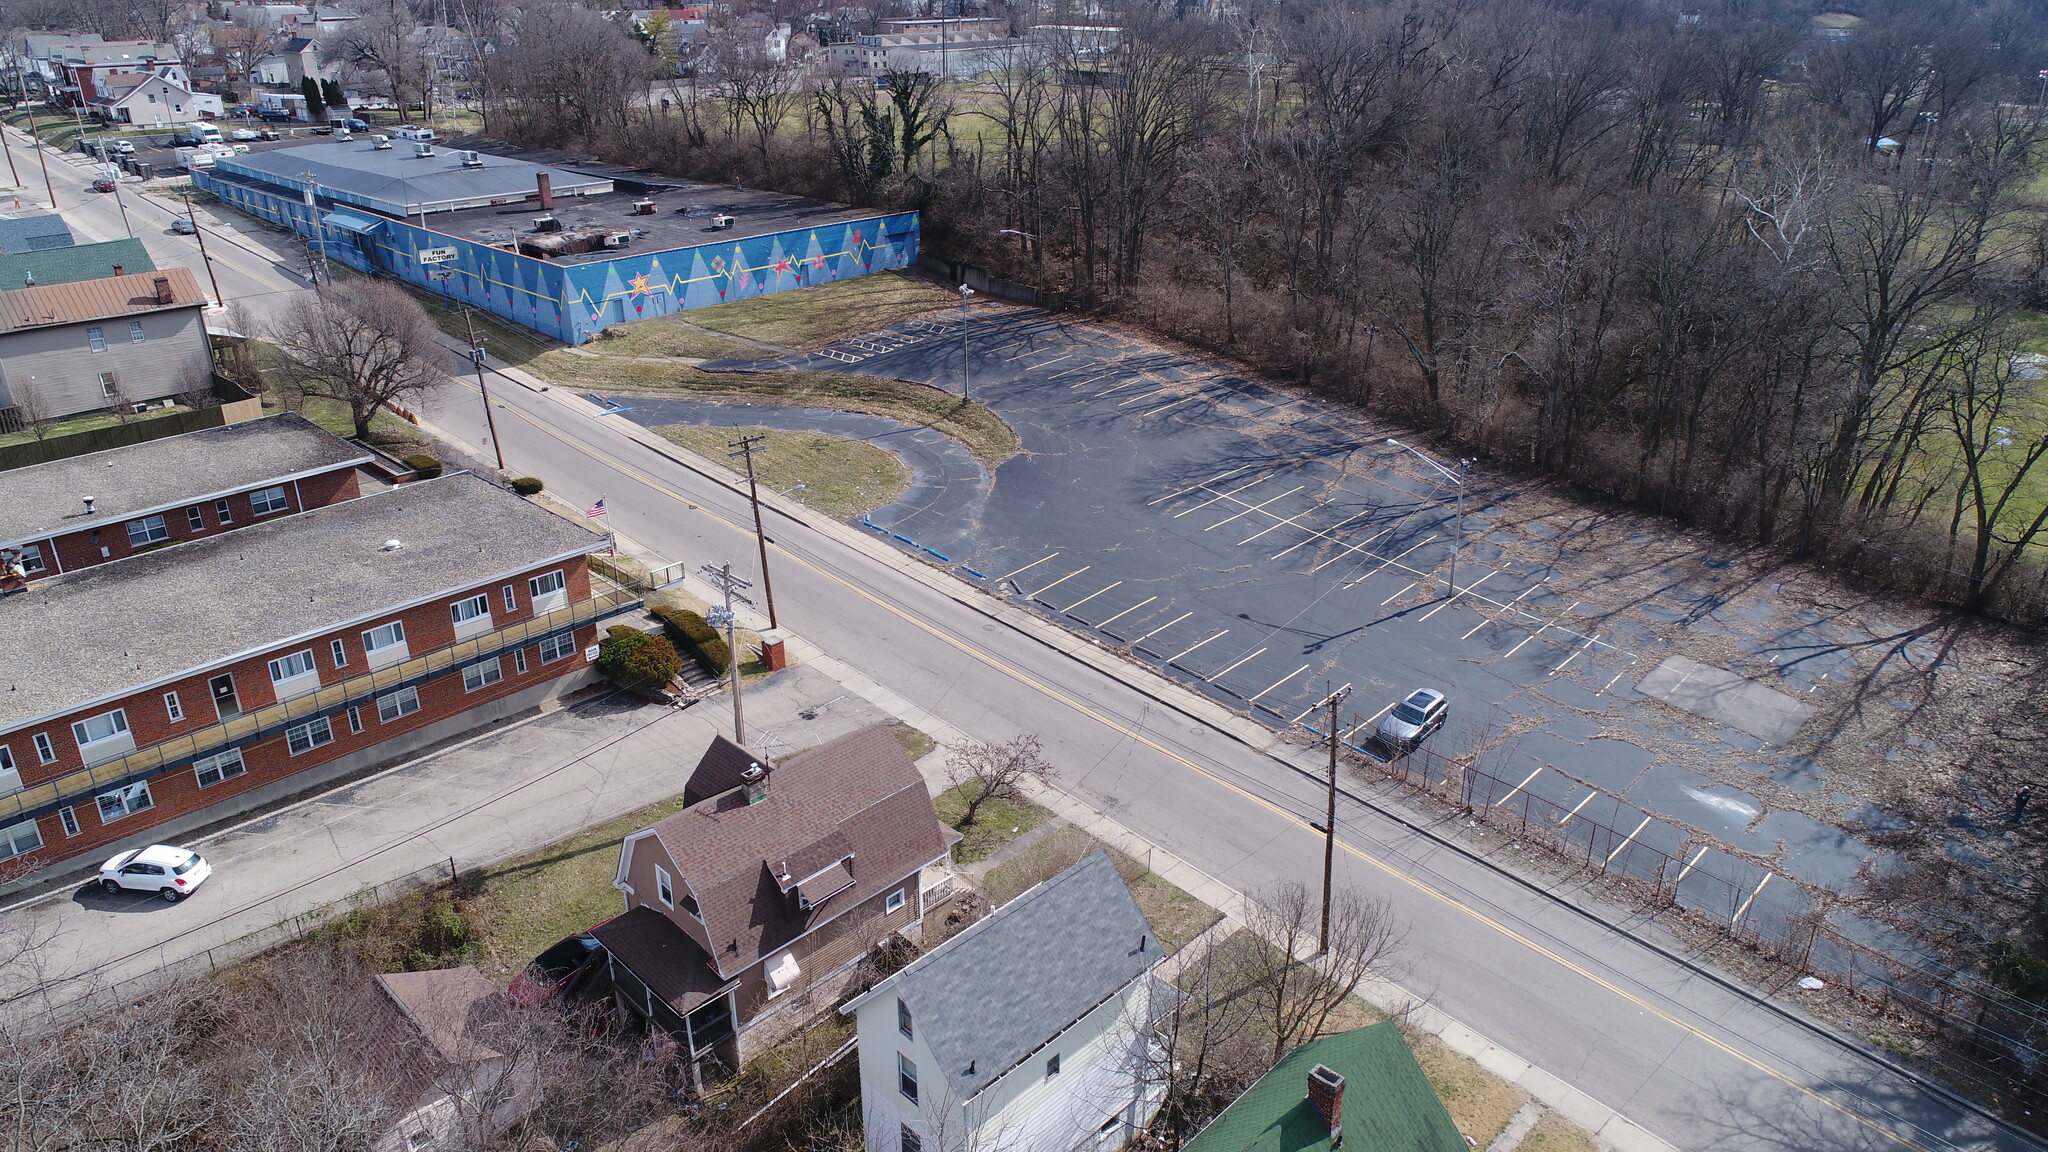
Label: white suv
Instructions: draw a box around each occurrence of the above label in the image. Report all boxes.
[98,845,212,902]
[1375,688,1448,752]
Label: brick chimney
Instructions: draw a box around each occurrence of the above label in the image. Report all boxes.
[152,275,173,304]
[1306,1064,1345,1144]
[111,264,123,276]
[535,171,553,210]
[741,761,769,805]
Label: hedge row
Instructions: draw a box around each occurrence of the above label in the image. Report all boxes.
[595,626,682,694]
[653,605,731,675]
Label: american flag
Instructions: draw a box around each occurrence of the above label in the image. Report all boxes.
[586,496,608,520]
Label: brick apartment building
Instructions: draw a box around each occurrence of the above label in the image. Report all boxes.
[0,473,640,888]
[0,413,371,585]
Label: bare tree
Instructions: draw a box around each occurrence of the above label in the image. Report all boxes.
[268,278,446,440]
[3,377,56,441]
[1240,882,1404,1059]
[945,734,1051,826]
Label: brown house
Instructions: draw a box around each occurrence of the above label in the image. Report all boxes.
[600,725,958,1067]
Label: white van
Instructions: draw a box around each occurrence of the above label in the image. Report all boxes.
[392,124,435,142]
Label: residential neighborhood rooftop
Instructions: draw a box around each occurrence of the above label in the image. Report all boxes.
[1182,1023,1468,1152]
[0,471,602,731]
[0,266,206,333]
[855,850,1157,1097]
[0,211,76,253]
[0,413,368,548]
[373,966,508,1064]
[0,237,154,288]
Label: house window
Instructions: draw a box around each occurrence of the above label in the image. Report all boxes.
[898,1053,918,1103]
[16,544,43,573]
[377,686,420,722]
[185,506,204,531]
[125,515,168,547]
[539,633,575,663]
[164,691,183,721]
[512,647,527,674]
[331,638,348,668]
[363,619,407,667]
[268,649,318,692]
[885,888,906,915]
[96,781,153,824]
[655,865,674,907]
[87,326,106,352]
[462,658,502,692]
[347,706,363,733]
[71,709,130,753]
[501,584,517,612]
[0,819,40,862]
[286,715,333,754]
[58,807,79,837]
[33,733,55,764]
[528,569,567,610]
[129,320,145,343]
[0,746,15,795]
[214,498,233,524]
[194,748,246,787]
[1046,1053,1060,1078]
[898,998,913,1040]
[900,1125,922,1152]
[450,594,490,631]
[249,486,289,516]
[100,371,120,397]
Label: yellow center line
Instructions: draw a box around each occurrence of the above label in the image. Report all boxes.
[466,383,1937,1152]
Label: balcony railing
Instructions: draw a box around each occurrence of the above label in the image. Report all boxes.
[0,584,643,826]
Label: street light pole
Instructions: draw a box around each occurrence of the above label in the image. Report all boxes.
[957,284,974,401]
[461,309,505,471]
[1387,438,1467,597]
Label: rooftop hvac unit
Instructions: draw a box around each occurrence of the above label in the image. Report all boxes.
[371,134,392,149]
[710,213,736,230]
[413,141,434,158]
[459,150,482,168]
[632,200,655,215]
[532,215,560,233]
[602,230,632,248]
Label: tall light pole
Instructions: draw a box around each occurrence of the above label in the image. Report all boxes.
[957,284,974,401]
[1387,438,1467,597]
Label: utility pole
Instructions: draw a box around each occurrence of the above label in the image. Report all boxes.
[698,563,754,745]
[0,116,20,188]
[462,309,505,470]
[1318,683,1351,956]
[727,433,780,629]
[185,194,224,308]
[957,284,974,401]
[22,107,54,208]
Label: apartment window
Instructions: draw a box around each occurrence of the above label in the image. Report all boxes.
[900,1125,922,1152]
[286,716,333,755]
[87,326,106,352]
[214,498,233,524]
[347,706,363,733]
[33,733,54,764]
[898,1054,918,1103]
[249,486,288,516]
[512,647,527,674]
[377,687,420,722]
[363,620,408,667]
[450,594,490,629]
[462,658,503,692]
[16,544,43,573]
[163,691,183,721]
[528,569,567,610]
[1046,1053,1060,1078]
[96,781,153,824]
[0,819,40,862]
[129,320,145,343]
[125,515,168,548]
[898,998,914,1040]
[539,633,575,663]
[502,584,517,611]
[100,371,120,397]
[655,865,674,907]
[885,888,906,915]
[185,506,204,532]
[0,746,16,795]
[331,638,348,668]
[71,709,129,752]
[193,748,246,788]
[268,649,317,685]
[58,807,79,837]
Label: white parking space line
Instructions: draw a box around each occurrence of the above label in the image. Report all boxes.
[1503,601,1581,658]
[1380,581,1419,606]
[1307,528,1393,574]
[1463,581,1546,639]
[1031,565,1092,599]
[1341,701,1397,739]
[1150,466,1254,506]
[1117,384,1174,406]
[994,552,1061,583]
[1165,629,1230,665]
[1731,873,1772,926]
[1094,596,1158,629]
[1060,580,1123,614]
[1138,393,1209,420]
[1173,477,1268,518]
[1207,486,1306,531]
[1551,634,1600,675]
[1345,535,1440,587]
[1249,664,1312,703]
[1270,509,1373,560]
[1418,570,1498,622]
[1131,611,1194,645]
[1556,791,1599,828]
[1597,656,1640,696]
[1605,815,1654,868]
[1090,377,1155,399]
[1491,765,1548,808]
[1205,646,1267,682]
[1672,846,1711,885]
[1240,503,1327,546]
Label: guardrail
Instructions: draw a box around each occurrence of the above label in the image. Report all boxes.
[0,584,642,825]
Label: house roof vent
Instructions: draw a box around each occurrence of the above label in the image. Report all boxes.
[381,538,402,551]
[82,496,96,514]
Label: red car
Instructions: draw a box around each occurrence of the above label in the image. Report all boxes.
[91,178,116,193]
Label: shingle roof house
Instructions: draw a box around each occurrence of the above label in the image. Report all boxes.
[363,966,539,1152]
[843,851,1169,1152]
[1182,1022,1467,1152]
[602,725,957,1066]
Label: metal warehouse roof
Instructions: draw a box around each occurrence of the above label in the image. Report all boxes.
[212,141,612,218]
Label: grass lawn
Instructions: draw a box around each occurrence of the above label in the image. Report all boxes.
[588,316,760,361]
[891,724,937,761]
[247,344,428,449]
[0,405,192,448]
[1520,1109,1600,1152]
[653,423,910,519]
[933,783,1050,864]
[1404,1027,1529,1148]
[981,822,1220,953]
[685,271,953,350]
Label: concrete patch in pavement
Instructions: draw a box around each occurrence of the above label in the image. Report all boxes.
[1635,655,1815,744]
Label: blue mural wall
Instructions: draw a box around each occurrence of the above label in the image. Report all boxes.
[194,171,920,345]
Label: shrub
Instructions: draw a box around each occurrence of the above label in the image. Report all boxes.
[403,453,443,479]
[652,605,731,674]
[511,476,544,495]
[596,625,682,693]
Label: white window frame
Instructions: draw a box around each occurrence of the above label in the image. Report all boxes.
[128,319,145,343]
[898,1053,918,1103]
[655,865,674,908]
[363,619,409,667]
[125,514,168,548]
[539,633,575,663]
[331,638,348,668]
[285,715,333,755]
[95,781,153,824]
[450,593,491,637]
[0,818,40,862]
[0,745,17,797]
[502,584,517,612]
[71,708,130,753]
[194,748,246,788]
[214,497,233,524]
[87,325,106,352]
[249,485,288,516]
[100,371,120,397]
[377,686,421,723]
[185,506,204,531]
[885,888,906,915]
[164,691,183,721]
[527,569,567,612]
[462,657,502,692]
[512,646,527,674]
[32,733,55,764]
[16,543,43,573]
[58,806,79,837]
[268,648,320,699]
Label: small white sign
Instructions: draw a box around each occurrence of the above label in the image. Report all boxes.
[425,268,455,281]
[417,246,458,264]
[584,645,601,662]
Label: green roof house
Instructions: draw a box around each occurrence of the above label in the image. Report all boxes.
[1184,1022,1467,1152]
[0,237,154,288]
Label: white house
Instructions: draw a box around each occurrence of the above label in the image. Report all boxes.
[844,851,1168,1152]
[94,71,217,126]
[363,966,539,1152]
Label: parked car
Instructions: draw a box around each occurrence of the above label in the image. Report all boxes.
[171,217,197,234]
[97,845,212,902]
[257,109,292,123]
[1375,688,1448,752]
[507,928,605,1005]
[91,177,115,193]
[255,126,281,140]
[107,139,135,155]
[229,127,260,141]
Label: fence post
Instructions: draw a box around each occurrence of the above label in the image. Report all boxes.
[447,855,457,885]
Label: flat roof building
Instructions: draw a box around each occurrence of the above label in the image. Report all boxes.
[213,140,613,219]
[0,472,638,889]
